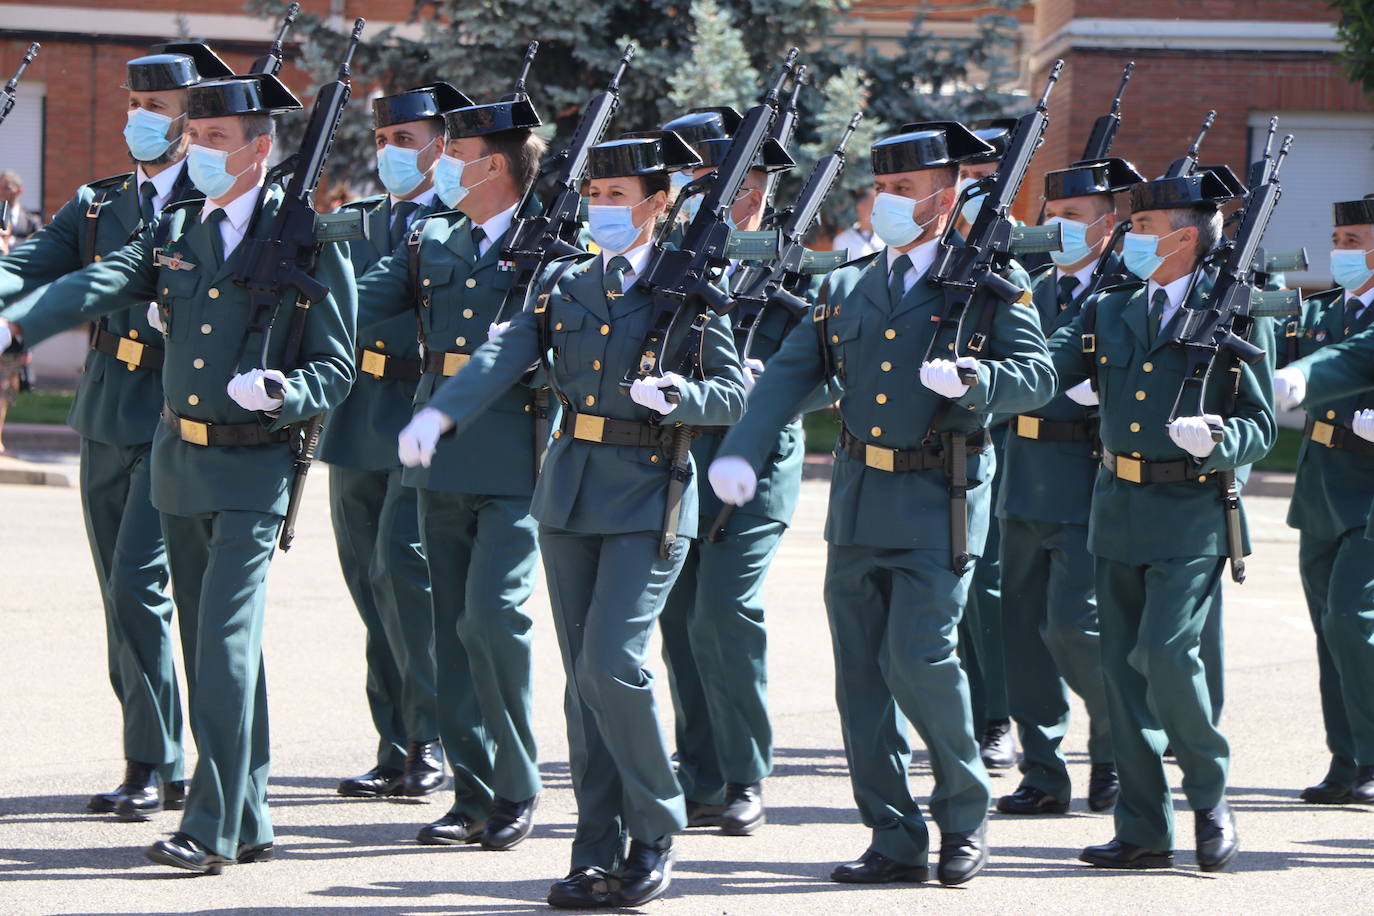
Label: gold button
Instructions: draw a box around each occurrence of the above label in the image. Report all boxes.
[129,329,139,340]
[600,324,610,336]
[1197,475,1208,483]
[584,395,596,406]
[553,429,562,439]
[463,308,474,319]
[374,340,385,349]
[208,287,220,299]
[1327,410,1336,420]
[875,393,888,404]
[422,278,431,287]
[524,404,531,413]
[1131,450,1142,458]
[1099,356,1108,364]
[162,288,170,296]
[880,361,892,372]
[193,358,205,369]
[200,323,213,334]
[465,278,477,289]
[1135,390,1146,401]
[93,254,102,262]
[884,328,896,340]
[1143,361,1154,373]
[555,322,564,330]
[651,454,660,463]
[456,337,466,347]
[871,426,882,437]
[188,394,200,406]
[831,334,839,343]
[1130,422,1141,432]
[947,343,955,351]
[592,360,601,370]
[125,363,136,372]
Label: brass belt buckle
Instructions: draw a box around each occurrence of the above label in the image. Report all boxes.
[574,414,606,442]
[1115,454,1143,484]
[1311,421,1335,447]
[442,352,470,376]
[865,444,895,472]
[360,349,388,379]
[1081,332,1097,354]
[1015,415,1041,440]
[116,337,145,368]
[179,418,210,447]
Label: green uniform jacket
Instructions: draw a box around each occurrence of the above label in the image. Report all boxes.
[996,255,1123,527]
[719,250,1055,552]
[16,185,357,517]
[425,254,747,537]
[354,211,536,496]
[1049,274,1276,563]
[0,165,200,445]
[1286,289,1374,538]
[317,194,444,471]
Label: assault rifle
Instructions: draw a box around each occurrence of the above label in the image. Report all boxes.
[760,65,805,219]
[251,2,299,76]
[1033,60,1131,226]
[0,43,39,233]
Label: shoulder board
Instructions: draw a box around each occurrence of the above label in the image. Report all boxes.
[835,250,884,272]
[162,196,201,216]
[315,209,368,243]
[1027,262,1056,284]
[1094,279,1145,297]
[86,172,135,192]
[1306,287,1343,306]
[341,194,386,213]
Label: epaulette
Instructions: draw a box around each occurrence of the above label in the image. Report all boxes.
[1305,286,1343,307]
[86,172,135,192]
[163,196,202,214]
[340,194,385,213]
[836,250,884,272]
[1094,279,1145,296]
[1027,261,1056,283]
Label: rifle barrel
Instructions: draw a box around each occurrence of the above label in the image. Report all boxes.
[1036,59,1064,109]
[514,41,538,94]
[1111,61,1134,112]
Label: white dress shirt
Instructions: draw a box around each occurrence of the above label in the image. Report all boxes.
[201,183,261,259]
[1345,284,1374,322]
[389,187,437,230]
[886,237,940,297]
[136,160,185,217]
[1146,272,1194,332]
[473,202,517,258]
[1056,260,1098,302]
[602,242,653,293]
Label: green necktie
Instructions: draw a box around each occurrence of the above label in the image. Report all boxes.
[1147,287,1168,345]
[139,180,157,228]
[471,223,486,255]
[205,208,227,268]
[390,200,419,249]
[604,255,631,298]
[889,253,912,307]
[1057,274,1078,308]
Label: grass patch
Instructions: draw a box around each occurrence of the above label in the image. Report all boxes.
[6,389,75,425]
[803,410,841,454]
[1254,425,1301,474]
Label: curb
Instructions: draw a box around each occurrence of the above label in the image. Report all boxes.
[0,457,72,487]
[4,422,81,453]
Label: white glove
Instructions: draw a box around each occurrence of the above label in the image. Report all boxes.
[1353,408,1374,443]
[1168,414,1222,459]
[709,455,758,506]
[0,320,12,352]
[629,371,683,415]
[1273,367,1306,410]
[226,368,287,412]
[1065,379,1099,406]
[397,407,454,468]
[488,320,511,341]
[146,302,165,335]
[742,357,765,394]
[920,357,977,399]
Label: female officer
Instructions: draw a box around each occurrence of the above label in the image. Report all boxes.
[396,131,747,909]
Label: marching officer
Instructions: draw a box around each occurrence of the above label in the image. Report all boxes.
[1049,167,1274,872]
[351,90,548,850]
[322,83,471,802]
[397,131,746,908]
[1270,194,1374,805]
[655,110,799,836]
[0,71,357,872]
[710,122,1056,887]
[994,157,1140,816]
[0,42,231,819]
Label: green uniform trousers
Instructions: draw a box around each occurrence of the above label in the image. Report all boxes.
[539,527,689,871]
[824,543,990,867]
[1299,529,1374,777]
[161,509,277,859]
[999,518,1112,798]
[1096,555,1229,850]
[79,438,184,782]
[418,489,541,818]
[961,429,1009,728]
[660,515,785,804]
[329,465,438,770]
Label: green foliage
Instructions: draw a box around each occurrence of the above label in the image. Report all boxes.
[793,66,880,235]
[1332,0,1374,95]
[668,0,760,114]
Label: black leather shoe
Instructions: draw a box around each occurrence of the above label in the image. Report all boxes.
[980,719,1016,770]
[337,764,404,798]
[111,761,167,821]
[1351,765,1374,804]
[1300,776,1354,805]
[236,841,274,864]
[1088,763,1120,812]
[145,832,232,875]
[547,867,619,909]
[937,823,988,886]
[400,740,448,797]
[997,785,1069,815]
[829,849,928,884]
[416,807,486,845]
[164,780,187,810]
[614,838,675,907]
[1080,839,1173,869]
[685,799,726,828]
[721,782,766,835]
[87,788,121,813]
[1194,800,1239,872]
[483,795,537,850]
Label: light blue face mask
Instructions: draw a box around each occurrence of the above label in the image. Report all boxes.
[376,138,437,198]
[1331,248,1374,291]
[433,154,491,209]
[673,172,701,224]
[186,140,256,200]
[1047,214,1107,268]
[588,195,651,254]
[124,107,183,162]
[960,186,986,226]
[871,189,943,248]
[1122,227,1185,281]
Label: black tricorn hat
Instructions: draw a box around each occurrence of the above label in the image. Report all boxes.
[588,131,702,179]
[123,42,233,92]
[872,121,994,175]
[373,82,473,129]
[690,136,795,173]
[1333,194,1374,226]
[1129,165,1244,213]
[662,107,743,149]
[187,73,302,119]
[964,117,1019,164]
[1044,157,1144,201]
[443,95,542,139]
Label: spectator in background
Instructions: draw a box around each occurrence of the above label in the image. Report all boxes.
[0,170,43,252]
[831,186,879,261]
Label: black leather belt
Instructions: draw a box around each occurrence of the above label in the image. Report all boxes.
[558,411,675,448]
[838,424,986,473]
[1102,448,1211,484]
[357,347,421,382]
[91,326,163,372]
[162,406,293,447]
[1012,414,1095,442]
[1304,417,1374,457]
[422,350,471,377]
